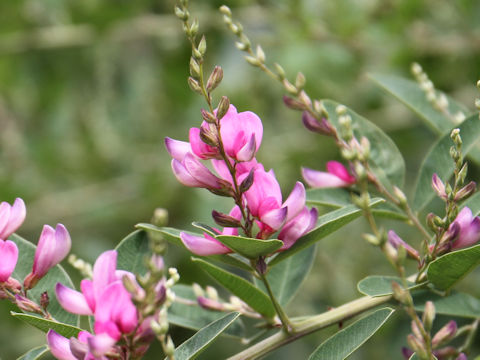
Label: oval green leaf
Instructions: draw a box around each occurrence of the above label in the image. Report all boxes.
[270,199,384,266]
[115,230,150,275]
[169,284,245,338]
[255,245,316,306]
[323,99,406,189]
[412,114,480,211]
[413,290,480,319]
[426,244,480,291]
[17,345,49,360]
[308,307,395,360]
[11,312,82,338]
[192,258,276,318]
[357,275,422,297]
[216,235,283,259]
[170,312,240,360]
[9,233,79,326]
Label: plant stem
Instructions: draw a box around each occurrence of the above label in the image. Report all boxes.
[227,294,392,360]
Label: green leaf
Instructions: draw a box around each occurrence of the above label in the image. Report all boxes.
[270,199,384,266]
[413,290,480,319]
[171,312,240,360]
[255,246,316,306]
[169,285,245,338]
[369,73,468,134]
[462,192,480,216]
[136,223,252,271]
[308,307,395,360]
[409,355,438,360]
[192,258,276,318]
[11,312,82,338]
[115,230,150,275]
[192,222,217,237]
[9,233,79,326]
[17,345,49,360]
[323,99,406,189]
[427,244,480,291]
[412,114,480,211]
[357,275,422,297]
[216,235,283,259]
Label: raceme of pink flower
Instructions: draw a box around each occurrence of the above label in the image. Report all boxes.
[278,206,318,250]
[180,206,241,256]
[450,207,480,250]
[302,161,356,188]
[242,165,306,232]
[0,239,18,282]
[387,230,420,260]
[47,329,113,360]
[0,198,26,240]
[24,224,71,289]
[56,250,139,340]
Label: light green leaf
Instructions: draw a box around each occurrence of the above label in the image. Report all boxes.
[216,235,283,259]
[11,312,82,338]
[135,224,252,271]
[171,312,240,360]
[270,199,384,266]
[369,73,468,134]
[255,246,316,306]
[323,99,406,189]
[169,285,245,338]
[427,244,480,291]
[413,290,480,319]
[412,114,480,211]
[9,233,79,326]
[462,192,480,216]
[308,307,395,360]
[357,275,422,297]
[192,258,276,318]
[192,222,217,237]
[17,345,49,360]
[115,230,150,275]
[306,189,406,220]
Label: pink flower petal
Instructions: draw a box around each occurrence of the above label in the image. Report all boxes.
[0,240,18,282]
[80,279,96,312]
[92,250,118,302]
[180,232,231,256]
[87,333,117,358]
[302,167,352,188]
[282,182,306,222]
[164,137,192,161]
[47,330,77,360]
[56,283,93,315]
[236,134,256,162]
[183,153,221,189]
[32,225,57,277]
[0,198,26,240]
[278,207,318,250]
[326,161,355,183]
[260,207,288,231]
[171,159,204,187]
[189,127,218,159]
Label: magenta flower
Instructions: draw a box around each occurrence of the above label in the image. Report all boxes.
[171,152,223,189]
[302,161,356,188]
[278,206,318,250]
[387,230,420,260]
[450,207,480,250]
[47,329,113,360]
[0,198,26,240]
[0,240,18,283]
[24,224,71,289]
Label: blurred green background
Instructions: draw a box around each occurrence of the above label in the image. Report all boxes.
[1,0,480,358]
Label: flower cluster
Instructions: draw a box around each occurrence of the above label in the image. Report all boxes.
[165,104,318,255]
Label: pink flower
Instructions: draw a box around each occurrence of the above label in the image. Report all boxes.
[450,207,480,250]
[387,230,420,260]
[302,161,355,188]
[0,198,26,240]
[24,224,71,289]
[47,329,113,360]
[278,206,318,250]
[0,239,18,282]
[171,153,223,189]
[242,165,306,234]
[301,111,334,136]
[56,250,139,340]
[179,206,241,256]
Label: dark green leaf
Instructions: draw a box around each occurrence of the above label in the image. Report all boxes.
[192,258,276,318]
[192,222,217,237]
[216,235,283,259]
[255,245,316,306]
[11,312,82,338]
[412,114,480,211]
[413,290,480,319]
[369,74,468,134]
[9,233,79,326]
[308,307,395,360]
[115,230,150,275]
[323,99,406,189]
[270,199,384,266]
[357,275,421,297]
[427,244,480,291]
[169,285,245,338]
[16,345,49,360]
[171,312,240,360]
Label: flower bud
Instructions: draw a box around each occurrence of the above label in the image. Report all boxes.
[212,210,242,228]
[216,96,230,120]
[197,296,224,311]
[206,66,223,93]
[40,291,50,312]
[274,63,285,79]
[283,96,305,110]
[363,233,381,246]
[295,72,306,90]
[189,57,201,79]
[245,56,261,67]
[256,45,265,63]
[391,281,409,304]
[219,5,232,17]
[15,295,43,314]
[407,334,427,359]
[432,320,457,347]
[454,181,476,201]
[432,173,447,200]
[422,301,436,332]
[192,283,204,298]
[151,208,169,227]
[197,35,207,56]
[282,79,298,95]
[188,77,203,95]
[199,125,219,147]
[239,168,255,193]
[201,109,217,124]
